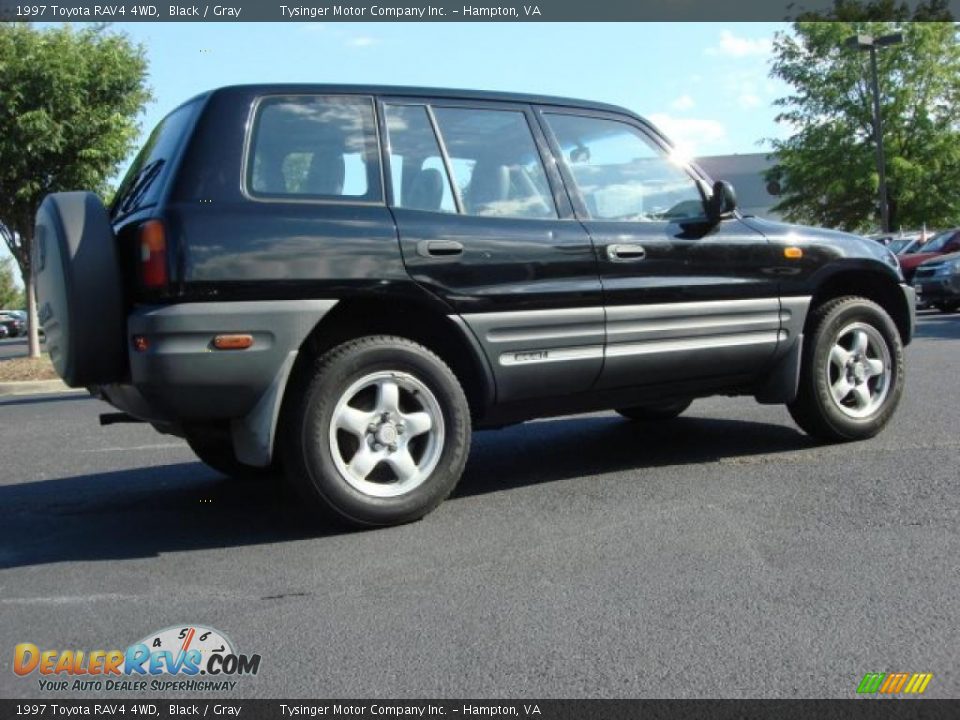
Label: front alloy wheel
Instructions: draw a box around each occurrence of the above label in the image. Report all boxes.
[788,296,904,442]
[824,322,892,419]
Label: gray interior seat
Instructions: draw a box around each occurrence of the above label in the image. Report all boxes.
[466,161,510,215]
[405,168,444,211]
[303,148,346,196]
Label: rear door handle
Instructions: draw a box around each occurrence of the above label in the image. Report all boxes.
[417,240,464,258]
[607,243,646,262]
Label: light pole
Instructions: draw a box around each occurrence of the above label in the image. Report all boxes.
[846,32,903,233]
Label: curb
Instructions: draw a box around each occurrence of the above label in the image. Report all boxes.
[0,379,87,397]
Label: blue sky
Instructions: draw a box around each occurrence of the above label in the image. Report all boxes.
[4,22,792,271]
[117,21,792,158]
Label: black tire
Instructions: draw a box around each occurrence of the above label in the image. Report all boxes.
[281,336,471,527]
[938,303,959,314]
[185,430,276,481]
[33,192,125,386]
[788,296,904,442]
[616,399,692,422]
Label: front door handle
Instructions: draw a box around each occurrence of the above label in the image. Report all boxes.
[607,243,646,262]
[417,240,464,258]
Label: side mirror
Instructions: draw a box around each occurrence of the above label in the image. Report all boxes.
[707,180,737,222]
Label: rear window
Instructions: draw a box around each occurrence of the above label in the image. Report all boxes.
[246,95,382,202]
[111,100,199,220]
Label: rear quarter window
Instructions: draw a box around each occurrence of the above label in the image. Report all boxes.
[111,100,200,220]
[246,95,382,203]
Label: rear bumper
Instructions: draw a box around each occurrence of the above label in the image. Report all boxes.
[119,299,336,421]
[98,300,337,465]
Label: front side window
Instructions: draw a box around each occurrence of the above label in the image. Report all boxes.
[431,107,557,220]
[544,113,705,222]
[248,95,381,201]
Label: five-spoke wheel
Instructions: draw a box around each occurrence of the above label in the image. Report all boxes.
[825,322,891,419]
[789,296,904,441]
[330,371,445,497]
[282,336,471,526]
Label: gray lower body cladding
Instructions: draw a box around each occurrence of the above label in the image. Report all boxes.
[461,298,812,403]
[99,299,337,464]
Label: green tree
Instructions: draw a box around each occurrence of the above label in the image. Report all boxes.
[0,24,151,357]
[767,20,960,233]
[792,0,953,22]
[0,256,24,310]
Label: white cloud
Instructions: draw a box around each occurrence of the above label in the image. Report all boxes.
[648,113,727,156]
[706,30,772,58]
[738,93,762,109]
[347,36,378,47]
[670,94,696,111]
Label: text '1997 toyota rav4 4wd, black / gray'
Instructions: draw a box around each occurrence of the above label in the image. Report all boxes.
[35,85,915,526]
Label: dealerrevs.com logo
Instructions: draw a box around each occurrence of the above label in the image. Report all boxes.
[14,625,262,692]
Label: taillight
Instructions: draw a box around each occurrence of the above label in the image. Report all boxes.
[139,220,167,289]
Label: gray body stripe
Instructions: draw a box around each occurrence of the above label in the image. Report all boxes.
[459,297,812,401]
[605,331,785,358]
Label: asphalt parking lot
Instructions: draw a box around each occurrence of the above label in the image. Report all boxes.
[1,311,958,699]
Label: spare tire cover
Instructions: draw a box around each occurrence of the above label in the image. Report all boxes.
[34,191,126,387]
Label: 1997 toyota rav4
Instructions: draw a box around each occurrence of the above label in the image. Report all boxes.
[35,85,914,526]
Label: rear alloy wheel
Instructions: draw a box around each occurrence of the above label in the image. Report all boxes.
[788,296,904,441]
[616,399,692,422]
[282,336,471,527]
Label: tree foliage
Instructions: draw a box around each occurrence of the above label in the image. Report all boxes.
[792,0,953,22]
[768,20,960,232]
[0,23,151,355]
[0,256,24,310]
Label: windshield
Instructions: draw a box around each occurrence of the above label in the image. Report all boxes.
[111,100,199,220]
[920,230,956,253]
[888,238,916,254]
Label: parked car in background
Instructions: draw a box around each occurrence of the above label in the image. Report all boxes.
[913,250,960,313]
[0,311,25,337]
[898,228,960,281]
[0,324,8,339]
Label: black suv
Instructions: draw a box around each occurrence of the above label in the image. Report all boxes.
[35,85,915,526]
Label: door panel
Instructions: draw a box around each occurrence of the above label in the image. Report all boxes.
[585,217,782,388]
[382,100,604,402]
[538,108,782,390]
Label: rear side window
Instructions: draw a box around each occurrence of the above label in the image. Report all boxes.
[111,100,199,220]
[431,107,557,220]
[247,95,381,202]
[384,104,456,214]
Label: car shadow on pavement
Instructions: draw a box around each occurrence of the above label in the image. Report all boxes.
[455,414,816,499]
[0,463,328,569]
[0,413,816,568]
